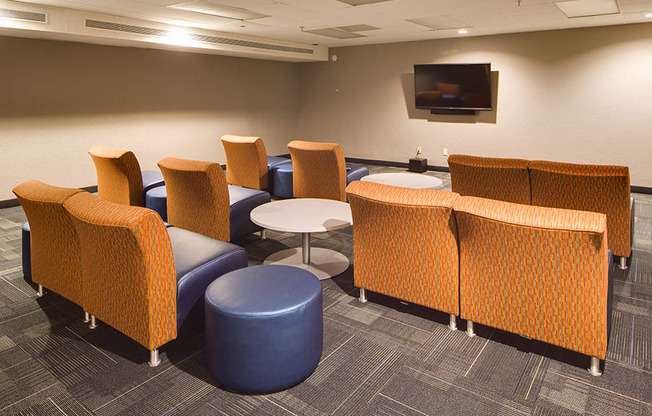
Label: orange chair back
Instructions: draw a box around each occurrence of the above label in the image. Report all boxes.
[346,181,460,315]
[448,154,531,204]
[221,135,268,190]
[13,180,85,305]
[288,140,347,201]
[454,196,609,359]
[89,146,145,206]
[529,160,630,258]
[158,157,230,242]
[64,192,177,350]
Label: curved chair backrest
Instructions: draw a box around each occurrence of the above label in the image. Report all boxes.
[158,157,230,242]
[454,196,609,360]
[64,192,177,351]
[221,135,268,190]
[12,180,85,305]
[529,160,631,258]
[346,181,460,315]
[288,140,347,202]
[89,146,145,206]
[448,154,531,205]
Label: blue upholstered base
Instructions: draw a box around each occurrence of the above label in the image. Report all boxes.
[271,163,370,199]
[144,185,270,241]
[21,222,31,281]
[167,227,247,334]
[228,185,270,241]
[145,186,168,221]
[267,156,291,193]
[205,265,323,394]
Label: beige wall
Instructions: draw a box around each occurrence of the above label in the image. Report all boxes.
[297,23,652,187]
[0,36,299,200]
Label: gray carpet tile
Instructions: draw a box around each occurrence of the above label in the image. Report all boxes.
[0,166,650,415]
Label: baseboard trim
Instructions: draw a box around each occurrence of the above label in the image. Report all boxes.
[631,186,652,195]
[0,185,99,209]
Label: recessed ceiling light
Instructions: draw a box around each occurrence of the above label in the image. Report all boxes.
[645,13,652,18]
[458,29,468,34]
[161,29,194,46]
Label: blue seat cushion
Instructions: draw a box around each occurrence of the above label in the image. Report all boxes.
[228,185,270,241]
[205,265,323,394]
[141,170,165,193]
[167,226,247,334]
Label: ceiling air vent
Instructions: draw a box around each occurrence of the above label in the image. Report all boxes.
[85,19,314,55]
[0,8,47,23]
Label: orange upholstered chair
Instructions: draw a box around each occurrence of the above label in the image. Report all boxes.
[89,146,164,207]
[12,180,86,307]
[448,154,531,204]
[221,135,269,190]
[157,157,231,242]
[454,196,612,375]
[528,160,632,267]
[346,181,461,329]
[64,192,176,365]
[288,140,347,202]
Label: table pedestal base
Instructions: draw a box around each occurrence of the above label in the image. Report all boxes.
[264,247,349,280]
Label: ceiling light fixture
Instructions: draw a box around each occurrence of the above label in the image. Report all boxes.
[458,29,468,34]
[645,13,652,17]
[161,29,194,46]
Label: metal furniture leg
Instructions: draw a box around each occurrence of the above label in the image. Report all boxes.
[466,320,476,337]
[449,314,458,331]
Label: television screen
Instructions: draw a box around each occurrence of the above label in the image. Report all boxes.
[414,63,492,111]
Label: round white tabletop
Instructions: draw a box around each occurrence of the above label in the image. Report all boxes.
[250,198,352,280]
[360,172,443,189]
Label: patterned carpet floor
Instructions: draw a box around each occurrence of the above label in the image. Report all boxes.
[0,165,650,415]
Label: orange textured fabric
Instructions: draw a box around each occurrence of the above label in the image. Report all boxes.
[529,160,631,258]
[12,180,85,306]
[288,140,347,201]
[64,192,177,350]
[221,135,269,190]
[89,146,145,206]
[158,157,230,242]
[454,196,609,359]
[346,181,461,315]
[448,154,531,204]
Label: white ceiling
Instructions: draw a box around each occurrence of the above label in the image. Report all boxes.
[4,0,652,47]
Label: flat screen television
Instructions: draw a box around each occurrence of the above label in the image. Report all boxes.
[414,63,492,112]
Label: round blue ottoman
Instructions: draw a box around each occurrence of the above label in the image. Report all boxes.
[205,265,323,394]
[144,185,168,222]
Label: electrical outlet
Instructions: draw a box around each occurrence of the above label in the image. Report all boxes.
[443,148,449,156]
[416,146,422,155]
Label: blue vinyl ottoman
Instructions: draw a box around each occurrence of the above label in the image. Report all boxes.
[205,265,323,394]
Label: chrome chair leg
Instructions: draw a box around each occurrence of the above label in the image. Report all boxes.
[619,256,627,270]
[37,285,44,297]
[588,356,602,376]
[83,312,90,323]
[359,288,367,303]
[466,320,476,337]
[260,229,267,239]
[89,315,98,329]
[449,314,458,331]
[149,349,161,367]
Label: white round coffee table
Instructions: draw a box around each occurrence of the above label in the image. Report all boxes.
[361,172,442,189]
[250,198,352,280]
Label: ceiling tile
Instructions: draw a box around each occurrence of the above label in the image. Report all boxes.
[555,0,620,18]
